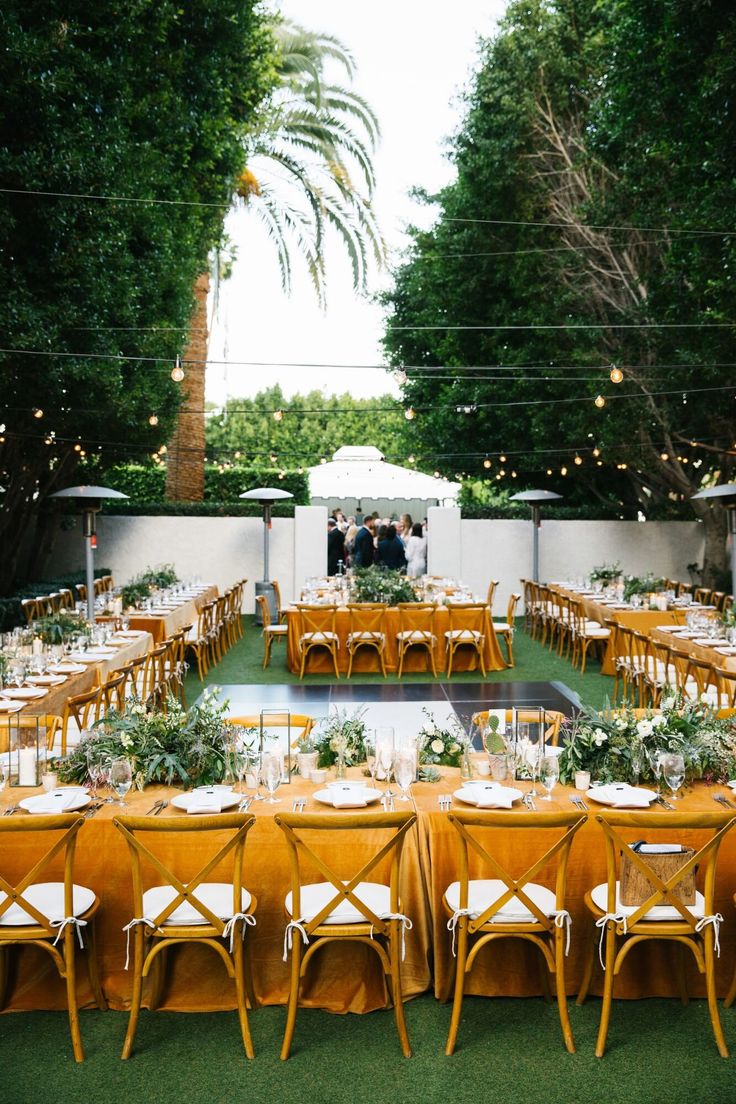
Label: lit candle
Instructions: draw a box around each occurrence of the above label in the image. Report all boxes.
[18,747,37,786]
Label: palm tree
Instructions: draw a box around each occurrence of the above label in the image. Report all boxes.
[165,21,383,501]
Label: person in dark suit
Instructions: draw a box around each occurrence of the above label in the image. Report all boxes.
[352,516,375,567]
[327,518,346,575]
[376,524,407,571]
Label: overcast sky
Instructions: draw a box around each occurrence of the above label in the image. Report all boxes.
[206,0,507,405]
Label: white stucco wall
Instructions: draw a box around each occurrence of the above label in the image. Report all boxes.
[49,513,705,616]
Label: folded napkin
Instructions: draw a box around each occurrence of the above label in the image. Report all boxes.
[34,791,76,813]
[0,700,24,712]
[2,687,47,699]
[27,675,66,686]
[189,790,222,814]
[610,787,652,809]
[330,786,368,808]
[473,785,514,809]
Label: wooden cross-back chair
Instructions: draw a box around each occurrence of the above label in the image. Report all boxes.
[60,685,102,755]
[444,603,487,677]
[113,813,258,1059]
[0,815,107,1061]
[271,579,287,624]
[255,594,288,669]
[396,602,437,678]
[295,604,340,679]
[226,713,316,749]
[470,708,565,747]
[486,579,499,612]
[577,811,736,1058]
[0,713,61,754]
[345,602,388,677]
[493,592,521,667]
[275,810,417,1061]
[443,810,586,1055]
[185,600,216,681]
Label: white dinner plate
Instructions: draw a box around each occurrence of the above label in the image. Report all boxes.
[19,790,90,815]
[453,784,524,808]
[49,663,87,675]
[313,786,382,808]
[586,783,657,808]
[0,700,24,713]
[1,686,48,700]
[171,789,242,813]
[26,675,67,687]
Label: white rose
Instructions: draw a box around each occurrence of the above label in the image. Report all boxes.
[430,738,445,754]
[636,719,653,738]
[593,729,608,747]
[615,718,628,730]
[652,714,666,728]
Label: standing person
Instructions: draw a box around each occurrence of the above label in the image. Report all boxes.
[399,513,413,544]
[405,521,427,577]
[352,515,375,567]
[327,517,346,575]
[376,524,407,571]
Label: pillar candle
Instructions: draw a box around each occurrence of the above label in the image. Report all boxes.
[18,747,37,786]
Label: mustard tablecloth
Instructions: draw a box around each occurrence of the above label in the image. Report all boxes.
[128,585,218,643]
[2,771,735,1015]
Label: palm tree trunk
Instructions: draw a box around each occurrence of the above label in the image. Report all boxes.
[165,271,209,501]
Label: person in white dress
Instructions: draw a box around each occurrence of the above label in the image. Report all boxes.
[405,522,427,577]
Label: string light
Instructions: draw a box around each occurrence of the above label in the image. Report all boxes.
[404,406,416,420]
[32,408,43,419]
[610,365,624,383]
[511,470,517,478]
[592,447,600,457]
[574,454,583,466]
[596,460,603,466]
[273,409,284,422]
[408,454,416,463]
[594,395,606,408]
[560,466,568,475]
[393,368,407,385]
[158,444,167,454]
[320,456,327,464]
[269,453,277,463]
[73,443,82,452]
[148,414,159,426]
[660,451,669,460]
[483,458,492,469]
[170,355,185,382]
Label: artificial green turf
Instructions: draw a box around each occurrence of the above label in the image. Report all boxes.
[184,617,614,711]
[4,995,736,1104]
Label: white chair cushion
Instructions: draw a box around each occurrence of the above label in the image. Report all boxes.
[582,627,610,638]
[265,624,288,635]
[142,883,251,926]
[285,880,391,925]
[397,630,434,642]
[445,879,557,923]
[493,622,512,632]
[347,632,385,642]
[591,881,704,922]
[300,632,338,643]
[0,882,95,926]
[445,630,483,641]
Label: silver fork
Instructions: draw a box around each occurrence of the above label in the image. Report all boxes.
[84,802,103,819]
[238,796,254,812]
[523,794,536,811]
[145,799,165,816]
[570,795,588,812]
[153,800,168,816]
[3,805,20,817]
[714,793,736,810]
[291,797,306,812]
[437,795,452,812]
[655,795,675,810]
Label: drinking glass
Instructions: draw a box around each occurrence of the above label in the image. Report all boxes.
[539,755,559,801]
[647,747,666,793]
[110,758,133,807]
[261,753,281,804]
[662,753,685,801]
[630,741,644,785]
[0,760,7,793]
[394,750,415,803]
[376,727,395,797]
[363,733,378,787]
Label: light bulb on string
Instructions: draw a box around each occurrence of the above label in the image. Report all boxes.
[148,414,159,426]
[269,453,277,464]
[320,456,327,464]
[158,445,167,455]
[596,460,603,467]
[33,408,43,419]
[610,365,624,384]
[660,452,669,461]
[434,470,440,478]
[594,395,606,408]
[499,454,507,463]
[408,454,415,464]
[483,458,492,469]
[592,447,600,457]
[273,409,284,422]
[546,468,553,476]
[393,368,407,385]
[171,355,185,382]
[574,454,583,466]
[404,406,415,421]
[560,466,568,476]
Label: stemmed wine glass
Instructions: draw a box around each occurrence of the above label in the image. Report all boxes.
[662,753,685,801]
[110,758,133,808]
[394,749,415,803]
[261,752,281,804]
[376,727,395,799]
[647,748,666,794]
[539,755,559,802]
[363,733,378,790]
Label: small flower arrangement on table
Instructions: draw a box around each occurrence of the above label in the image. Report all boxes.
[416,710,464,768]
[557,696,736,787]
[313,707,368,769]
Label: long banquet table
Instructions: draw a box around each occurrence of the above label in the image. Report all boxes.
[126,585,219,643]
[285,604,507,675]
[3,769,736,1016]
[650,625,736,675]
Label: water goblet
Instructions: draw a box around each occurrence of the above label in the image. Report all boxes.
[539,754,559,802]
[662,753,685,801]
[647,747,666,794]
[394,749,415,803]
[363,733,378,787]
[110,758,133,808]
[261,753,281,804]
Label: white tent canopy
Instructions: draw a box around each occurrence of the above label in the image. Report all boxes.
[308,446,460,504]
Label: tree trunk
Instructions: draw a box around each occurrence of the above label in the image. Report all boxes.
[165,271,209,501]
[696,503,730,591]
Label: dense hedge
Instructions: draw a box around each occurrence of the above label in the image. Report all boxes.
[0,568,111,633]
[90,463,309,504]
[99,502,297,517]
[458,503,689,521]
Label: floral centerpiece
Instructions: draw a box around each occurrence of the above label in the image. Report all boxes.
[121,564,180,610]
[351,566,418,605]
[416,710,464,768]
[557,697,736,786]
[623,573,666,603]
[314,707,368,769]
[34,611,91,645]
[589,562,622,586]
[58,689,233,790]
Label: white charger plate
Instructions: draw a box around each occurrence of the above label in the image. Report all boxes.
[587,784,657,808]
[313,786,382,808]
[171,789,241,813]
[49,663,87,675]
[26,675,67,686]
[453,783,524,808]
[19,790,90,815]
[0,700,24,713]
[1,687,48,700]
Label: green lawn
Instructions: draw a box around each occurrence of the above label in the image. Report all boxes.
[184,616,614,710]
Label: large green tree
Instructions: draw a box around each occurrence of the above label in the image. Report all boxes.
[382,0,735,584]
[0,0,274,591]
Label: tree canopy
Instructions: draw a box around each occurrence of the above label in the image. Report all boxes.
[381,0,736,582]
[0,0,275,590]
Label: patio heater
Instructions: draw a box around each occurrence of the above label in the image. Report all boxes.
[239,487,293,624]
[691,482,736,600]
[510,489,563,583]
[50,485,129,621]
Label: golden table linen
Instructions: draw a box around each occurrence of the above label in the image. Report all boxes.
[650,627,736,674]
[2,772,735,1015]
[285,605,507,675]
[128,585,218,643]
[553,588,683,674]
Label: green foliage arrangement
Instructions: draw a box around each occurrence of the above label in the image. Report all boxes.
[314,707,368,769]
[557,699,736,787]
[416,710,464,768]
[623,574,666,602]
[352,566,418,605]
[589,563,622,585]
[58,691,233,791]
[34,612,91,645]
[138,565,179,589]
